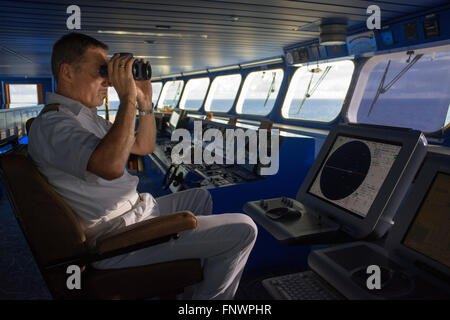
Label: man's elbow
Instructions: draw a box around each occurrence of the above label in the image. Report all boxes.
[135,144,154,155]
[146,145,155,154]
[88,160,124,180]
[102,168,124,180]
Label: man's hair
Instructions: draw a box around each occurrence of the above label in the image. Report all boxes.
[51,32,108,81]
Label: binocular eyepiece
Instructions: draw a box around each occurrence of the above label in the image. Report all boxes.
[99,53,152,80]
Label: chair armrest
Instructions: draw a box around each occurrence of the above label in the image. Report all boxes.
[43,211,197,270]
[95,211,197,255]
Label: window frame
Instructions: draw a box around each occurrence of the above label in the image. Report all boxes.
[179,77,210,111]
[157,80,185,110]
[346,44,450,135]
[444,106,450,132]
[204,73,242,114]
[5,83,43,108]
[152,81,163,106]
[281,59,355,125]
[235,68,284,117]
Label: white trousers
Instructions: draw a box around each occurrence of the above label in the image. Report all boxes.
[92,188,258,300]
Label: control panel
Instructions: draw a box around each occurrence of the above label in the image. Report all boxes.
[244,197,341,245]
[151,117,263,192]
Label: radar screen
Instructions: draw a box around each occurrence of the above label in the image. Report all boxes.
[403,173,450,268]
[309,136,401,218]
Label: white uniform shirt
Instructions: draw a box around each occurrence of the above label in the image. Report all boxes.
[28,92,158,244]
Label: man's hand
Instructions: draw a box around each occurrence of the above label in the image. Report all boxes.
[108,54,136,105]
[135,59,153,110]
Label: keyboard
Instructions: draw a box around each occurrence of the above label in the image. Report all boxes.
[262,270,344,300]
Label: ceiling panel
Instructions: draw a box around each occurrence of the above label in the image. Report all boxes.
[0,0,448,77]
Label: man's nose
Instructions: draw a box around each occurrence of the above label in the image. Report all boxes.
[102,77,112,87]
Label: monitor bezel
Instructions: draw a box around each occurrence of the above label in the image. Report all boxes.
[297,123,425,238]
[386,153,450,277]
[168,108,187,129]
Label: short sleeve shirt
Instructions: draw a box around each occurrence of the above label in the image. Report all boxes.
[28,92,158,236]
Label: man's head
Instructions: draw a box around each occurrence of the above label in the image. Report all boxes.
[52,32,110,108]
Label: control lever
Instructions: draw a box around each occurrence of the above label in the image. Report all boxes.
[163,164,179,190]
[172,172,185,187]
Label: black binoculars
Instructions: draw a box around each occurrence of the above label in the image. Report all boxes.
[99,53,152,80]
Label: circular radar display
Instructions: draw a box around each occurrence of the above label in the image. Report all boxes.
[320,141,371,200]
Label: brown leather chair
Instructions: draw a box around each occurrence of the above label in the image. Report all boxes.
[0,139,202,299]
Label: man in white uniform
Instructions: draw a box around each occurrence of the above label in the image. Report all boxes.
[28,33,257,300]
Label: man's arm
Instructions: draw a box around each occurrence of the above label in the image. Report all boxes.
[130,69,156,155]
[87,55,138,180]
[131,112,156,155]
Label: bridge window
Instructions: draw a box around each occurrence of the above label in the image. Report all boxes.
[348,47,450,133]
[236,69,284,116]
[152,82,163,106]
[97,100,107,120]
[7,84,41,108]
[445,104,450,128]
[281,60,354,122]
[107,87,120,122]
[157,80,184,110]
[205,74,241,113]
[179,77,210,111]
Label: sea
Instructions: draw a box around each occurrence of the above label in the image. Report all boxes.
[99,98,450,129]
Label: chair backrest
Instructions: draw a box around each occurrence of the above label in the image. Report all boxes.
[0,151,87,269]
[25,118,34,135]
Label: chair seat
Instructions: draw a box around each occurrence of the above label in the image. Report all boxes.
[86,259,202,299]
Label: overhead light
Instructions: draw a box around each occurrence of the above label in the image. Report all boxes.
[182,70,208,76]
[319,23,347,45]
[240,57,284,68]
[160,73,182,79]
[98,30,182,37]
[135,55,171,59]
[107,54,171,59]
[231,16,239,22]
[207,65,240,73]
[98,30,208,39]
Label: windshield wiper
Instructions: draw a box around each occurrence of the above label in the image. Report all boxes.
[264,72,277,107]
[296,66,331,114]
[367,53,423,116]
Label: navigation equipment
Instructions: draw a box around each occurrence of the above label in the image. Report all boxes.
[169,108,187,129]
[309,135,401,218]
[297,124,427,239]
[308,153,450,299]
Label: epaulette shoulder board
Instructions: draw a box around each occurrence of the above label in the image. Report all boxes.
[39,103,60,115]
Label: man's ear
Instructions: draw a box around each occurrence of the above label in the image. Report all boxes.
[59,63,74,83]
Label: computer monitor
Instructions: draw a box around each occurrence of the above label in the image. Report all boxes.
[309,135,401,218]
[386,153,450,278]
[297,124,427,239]
[168,108,186,129]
